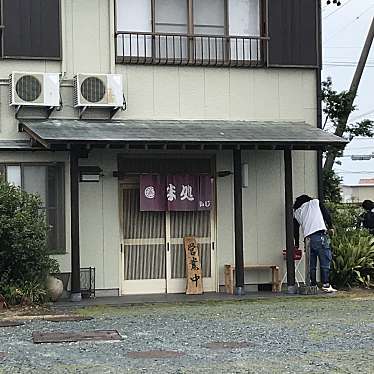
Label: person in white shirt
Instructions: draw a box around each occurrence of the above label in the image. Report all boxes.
[293,194,337,293]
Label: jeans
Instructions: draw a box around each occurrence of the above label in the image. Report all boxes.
[308,231,332,286]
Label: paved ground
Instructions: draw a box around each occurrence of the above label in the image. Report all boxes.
[1,291,374,373]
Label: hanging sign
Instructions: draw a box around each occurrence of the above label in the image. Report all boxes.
[140,175,166,211]
[140,174,213,212]
[184,236,203,295]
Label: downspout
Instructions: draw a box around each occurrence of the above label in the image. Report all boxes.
[109,0,116,74]
[316,0,324,201]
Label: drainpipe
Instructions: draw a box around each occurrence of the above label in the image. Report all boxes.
[70,146,81,301]
[284,148,296,293]
[317,0,324,201]
[233,149,244,295]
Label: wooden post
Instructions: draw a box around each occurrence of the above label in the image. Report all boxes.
[184,237,203,295]
[233,149,244,295]
[284,149,296,293]
[70,146,81,302]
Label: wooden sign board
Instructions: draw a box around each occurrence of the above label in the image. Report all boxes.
[184,236,203,295]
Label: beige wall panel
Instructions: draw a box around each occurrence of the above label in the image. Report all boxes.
[79,181,105,288]
[253,70,280,120]
[0,87,19,137]
[292,151,306,198]
[302,70,317,110]
[179,68,205,118]
[303,151,318,197]
[242,151,258,265]
[121,66,154,118]
[216,151,235,285]
[229,70,254,120]
[303,108,317,128]
[70,0,109,73]
[279,70,304,120]
[154,68,180,118]
[253,150,284,283]
[64,0,74,76]
[101,151,121,289]
[204,69,230,119]
[0,61,61,78]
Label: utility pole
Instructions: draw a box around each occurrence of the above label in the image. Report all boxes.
[324,16,374,171]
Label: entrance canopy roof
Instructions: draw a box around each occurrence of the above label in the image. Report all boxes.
[20,119,347,151]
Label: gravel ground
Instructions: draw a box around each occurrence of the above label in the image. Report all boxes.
[1,293,374,373]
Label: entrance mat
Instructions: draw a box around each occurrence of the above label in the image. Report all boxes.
[0,321,25,328]
[32,330,122,344]
[43,315,93,322]
[205,341,251,350]
[127,350,185,359]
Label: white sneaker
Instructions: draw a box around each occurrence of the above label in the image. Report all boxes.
[321,285,337,293]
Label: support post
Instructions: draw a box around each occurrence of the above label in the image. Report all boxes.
[233,149,244,295]
[70,146,81,302]
[284,149,296,294]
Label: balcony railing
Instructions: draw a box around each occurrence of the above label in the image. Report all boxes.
[115,31,268,67]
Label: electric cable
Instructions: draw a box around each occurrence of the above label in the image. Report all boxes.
[323,0,353,20]
[324,4,374,43]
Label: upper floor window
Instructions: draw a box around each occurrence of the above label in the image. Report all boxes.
[1,0,61,59]
[116,0,265,67]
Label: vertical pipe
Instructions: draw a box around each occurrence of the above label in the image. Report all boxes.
[233,149,244,295]
[316,0,324,201]
[70,146,81,301]
[284,149,296,293]
[109,0,116,73]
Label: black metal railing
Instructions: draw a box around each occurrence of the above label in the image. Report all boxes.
[115,31,268,67]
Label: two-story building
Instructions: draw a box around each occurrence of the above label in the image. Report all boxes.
[0,0,346,299]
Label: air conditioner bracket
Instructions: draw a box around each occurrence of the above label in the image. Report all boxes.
[14,105,58,120]
[79,106,88,119]
[110,106,121,119]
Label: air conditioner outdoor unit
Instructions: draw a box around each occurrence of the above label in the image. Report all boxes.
[9,72,60,107]
[74,73,124,108]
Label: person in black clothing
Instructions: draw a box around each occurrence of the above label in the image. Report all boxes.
[359,200,374,234]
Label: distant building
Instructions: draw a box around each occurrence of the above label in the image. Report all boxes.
[342,179,374,202]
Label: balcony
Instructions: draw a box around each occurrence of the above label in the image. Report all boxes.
[115,31,268,68]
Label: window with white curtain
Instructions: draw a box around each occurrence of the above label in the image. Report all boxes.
[155,0,188,59]
[116,0,261,62]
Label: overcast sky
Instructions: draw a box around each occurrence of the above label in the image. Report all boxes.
[322,0,374,185]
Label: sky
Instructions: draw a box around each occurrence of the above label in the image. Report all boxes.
[322,0,374,185]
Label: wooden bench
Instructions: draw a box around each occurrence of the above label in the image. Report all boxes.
[224,264,281,294]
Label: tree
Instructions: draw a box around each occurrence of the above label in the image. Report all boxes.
[322,77,374,171]
[323,168,342,203]
[0,181,58,304]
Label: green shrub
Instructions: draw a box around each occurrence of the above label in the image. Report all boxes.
[326,202,374,288]
[330,230,374,288]
[0,282,48,305]
[326,202,362,231]
[0,181,59,305]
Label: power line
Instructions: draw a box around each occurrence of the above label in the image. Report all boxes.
[324,46,364,49]
[336,171,374,174]
[324,59,374,64]
[350,108,374,121]
[323,63,374,67]
[324,5,374,43]
[323,0,354,20]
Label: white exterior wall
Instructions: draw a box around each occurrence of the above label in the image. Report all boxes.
[0,0,318,292]
[342,185,374,203]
